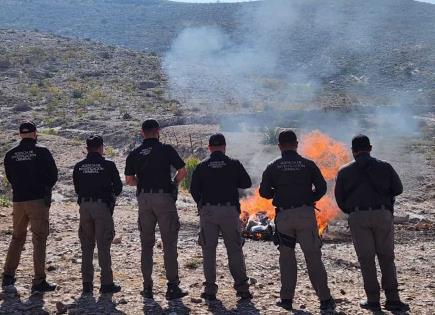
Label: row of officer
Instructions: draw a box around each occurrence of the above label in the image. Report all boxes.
[1,120,409,312]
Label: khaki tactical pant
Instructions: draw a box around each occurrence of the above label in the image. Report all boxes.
[199,205,249,295]
[79,201,115,286]
[348,209,400,302]
[4,199,49,285]
[275,205,331,301]
[137,193,180,288]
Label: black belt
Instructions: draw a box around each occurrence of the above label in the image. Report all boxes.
[139,188,170,194]
[349,205,392,212]
[277,204,311,211]
[80,197,103,203]
[204,202,236,207]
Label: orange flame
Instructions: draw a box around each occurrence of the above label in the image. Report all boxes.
[240,130,350,235]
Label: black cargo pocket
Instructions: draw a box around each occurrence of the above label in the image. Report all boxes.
[78,225,83,240]
[105,229,115,244]
[312,230,323,249]
[198,228,205,246]
[234,229,244,247]
[137,219,142,232]
[170,215,181,233]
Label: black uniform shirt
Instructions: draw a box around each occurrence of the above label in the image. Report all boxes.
[190,151,252,206]
[4,138,58,202]
[335,153,403,213]
[259,150,327,208]
[73,152,122,202]
[124,138,185,192]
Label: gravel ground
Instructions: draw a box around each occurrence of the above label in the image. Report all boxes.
[0,195,433,315]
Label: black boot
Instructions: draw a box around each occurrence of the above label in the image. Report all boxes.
[1,274,16,287]
[200,292,217,301]
[320,298,336,311]
[82,282,93,294]
[359,300,381,311]
[385,300,410,312]
[276,299,293,310]
[31,280,57,293]
[100,283,121,294]
[140,287,153,299]
[236,291,253,301]
[165,285,188,300]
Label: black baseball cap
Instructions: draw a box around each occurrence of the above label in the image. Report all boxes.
[142,119,160,131]
[278,129,297,145]
[351,134,371,151]
[19,121,37,134]
[209,133,226,146]
[86,135,104,148]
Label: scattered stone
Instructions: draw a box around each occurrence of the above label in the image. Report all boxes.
[191,297,202,304]
[340,289,346,295]
[113,237,122,245]
[13,102,32,112]
[118,298,128,305]
[47,265,57,272]
[394,215,410,224]
[122,113,132,120]
[137,81,158,90]
[249,277,257,285]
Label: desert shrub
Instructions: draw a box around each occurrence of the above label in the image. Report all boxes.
[184,258,201,270]
[39,128,58,136]
[0,196,11,207]
[0,56,12,70]
[105,146,116,158]
[0,176,11,207]
[153,88,164,96]
[181,156,200,191]
[72,89,83,99]
[28,84,41,97]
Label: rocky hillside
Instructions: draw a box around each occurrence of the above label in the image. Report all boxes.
[0,30,187,148]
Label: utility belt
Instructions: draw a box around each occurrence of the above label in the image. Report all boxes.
[276,204,312,212]
[138,188,171,194]
[203,202,237,207]
[78,197,115,215]
[348,204,392,212]
[200,201,240,214]
[80,197,104,203]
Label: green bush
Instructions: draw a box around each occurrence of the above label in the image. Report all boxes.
[105,146,117,158]
[181,156,200,191]
[0,196,11,207]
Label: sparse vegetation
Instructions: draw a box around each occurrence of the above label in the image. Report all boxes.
[184,258,201,270]
[105,146,117,158]
[39,128,58,136]
[0,176,12,207]
[0,196,11,208]
[181,156,200,191]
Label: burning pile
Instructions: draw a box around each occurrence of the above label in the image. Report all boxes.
[241,131,350,240]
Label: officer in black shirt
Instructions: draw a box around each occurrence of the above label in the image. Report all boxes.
[125,119,188,300]
[259,129,335,311]
[335,135,409,312]
[73,135,122,294]
[190,133,252,301]
[2,121,58,293]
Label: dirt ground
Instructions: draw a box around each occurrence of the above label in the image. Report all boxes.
[0,188,433,315]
